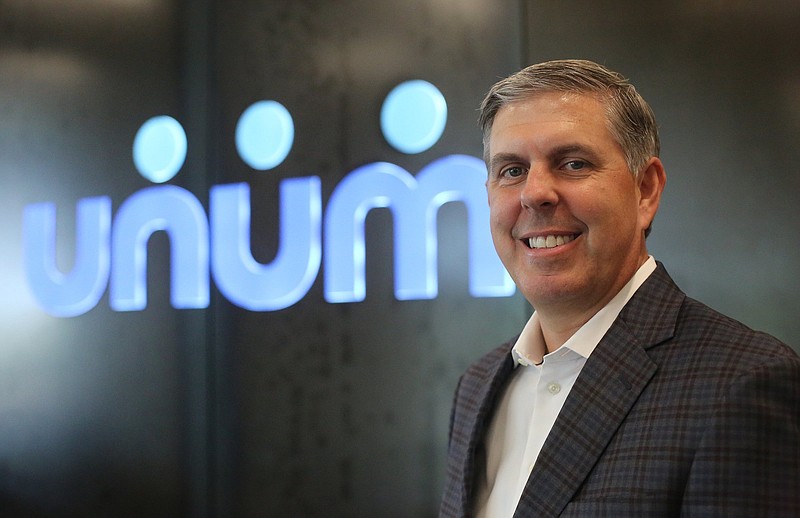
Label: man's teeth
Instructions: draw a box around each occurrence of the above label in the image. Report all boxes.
[528,234,575,249]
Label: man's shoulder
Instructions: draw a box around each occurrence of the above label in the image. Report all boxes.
[678,295,796,357]
[632,262,797,362]
[648,294,800,385]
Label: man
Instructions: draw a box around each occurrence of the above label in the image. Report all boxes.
[439,60,800,517]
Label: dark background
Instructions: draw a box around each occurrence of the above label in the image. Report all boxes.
[1,1,798,516]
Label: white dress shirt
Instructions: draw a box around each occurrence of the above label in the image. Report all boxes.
[475,257,657,518]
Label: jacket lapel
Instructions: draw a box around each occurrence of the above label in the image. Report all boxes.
[513,264,684,517]
[448,340,516,516]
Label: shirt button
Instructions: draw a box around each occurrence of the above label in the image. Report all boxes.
[547,382,561,395]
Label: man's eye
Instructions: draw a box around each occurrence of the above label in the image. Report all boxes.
[501,166,525,178]
[563,160,587,171]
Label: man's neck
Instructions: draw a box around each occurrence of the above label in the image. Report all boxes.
[535,255,652,353]
[537,310,592,354]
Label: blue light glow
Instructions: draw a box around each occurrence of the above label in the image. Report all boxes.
[381,80,447,154]
[236,100,294,170]
[132,116,187,183]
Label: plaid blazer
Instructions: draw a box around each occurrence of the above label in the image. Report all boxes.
[440,263,800,517]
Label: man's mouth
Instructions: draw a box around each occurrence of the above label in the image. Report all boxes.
[525,234,577,249]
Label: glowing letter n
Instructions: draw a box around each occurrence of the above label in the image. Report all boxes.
[110,185,209,311]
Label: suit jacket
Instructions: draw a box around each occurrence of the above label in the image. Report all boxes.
[440,263,800,517]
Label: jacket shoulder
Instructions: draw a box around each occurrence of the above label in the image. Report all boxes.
[673,295,798,364]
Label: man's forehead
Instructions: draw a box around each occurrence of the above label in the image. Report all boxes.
[494,91,606,120]
[483,90,613,163]
[490,92,609,143]
[485,91,624,167]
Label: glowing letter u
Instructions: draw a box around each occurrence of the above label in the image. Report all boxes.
[23,197,112,317]
[210,178,322,311]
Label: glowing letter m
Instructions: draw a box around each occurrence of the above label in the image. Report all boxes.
[323,154,513,303]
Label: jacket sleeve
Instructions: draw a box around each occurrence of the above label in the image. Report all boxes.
[681,354,800,516]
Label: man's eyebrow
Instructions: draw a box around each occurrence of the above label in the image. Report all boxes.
[488,152,524,173]
[549,144,597,159]
[548,144,598,162]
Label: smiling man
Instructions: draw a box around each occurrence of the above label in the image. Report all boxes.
[439,60,800,517]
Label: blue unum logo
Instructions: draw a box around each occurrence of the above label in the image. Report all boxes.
[23,80,514,317]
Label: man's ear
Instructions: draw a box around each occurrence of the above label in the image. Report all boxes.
[638,157,666,234]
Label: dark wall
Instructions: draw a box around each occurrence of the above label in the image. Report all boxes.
[1,1,798,517]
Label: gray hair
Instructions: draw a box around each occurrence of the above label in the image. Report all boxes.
[479,59,660,177]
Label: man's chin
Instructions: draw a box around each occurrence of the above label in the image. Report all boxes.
[519,277,584,308]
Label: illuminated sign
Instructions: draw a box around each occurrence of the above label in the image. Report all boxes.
[23,80,514,317]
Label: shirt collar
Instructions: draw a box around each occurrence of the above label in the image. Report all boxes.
[512,256,657,368]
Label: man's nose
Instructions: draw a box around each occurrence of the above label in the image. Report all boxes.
[520,168,558,209]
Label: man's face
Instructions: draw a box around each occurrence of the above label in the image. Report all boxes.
[486,92,656,316]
